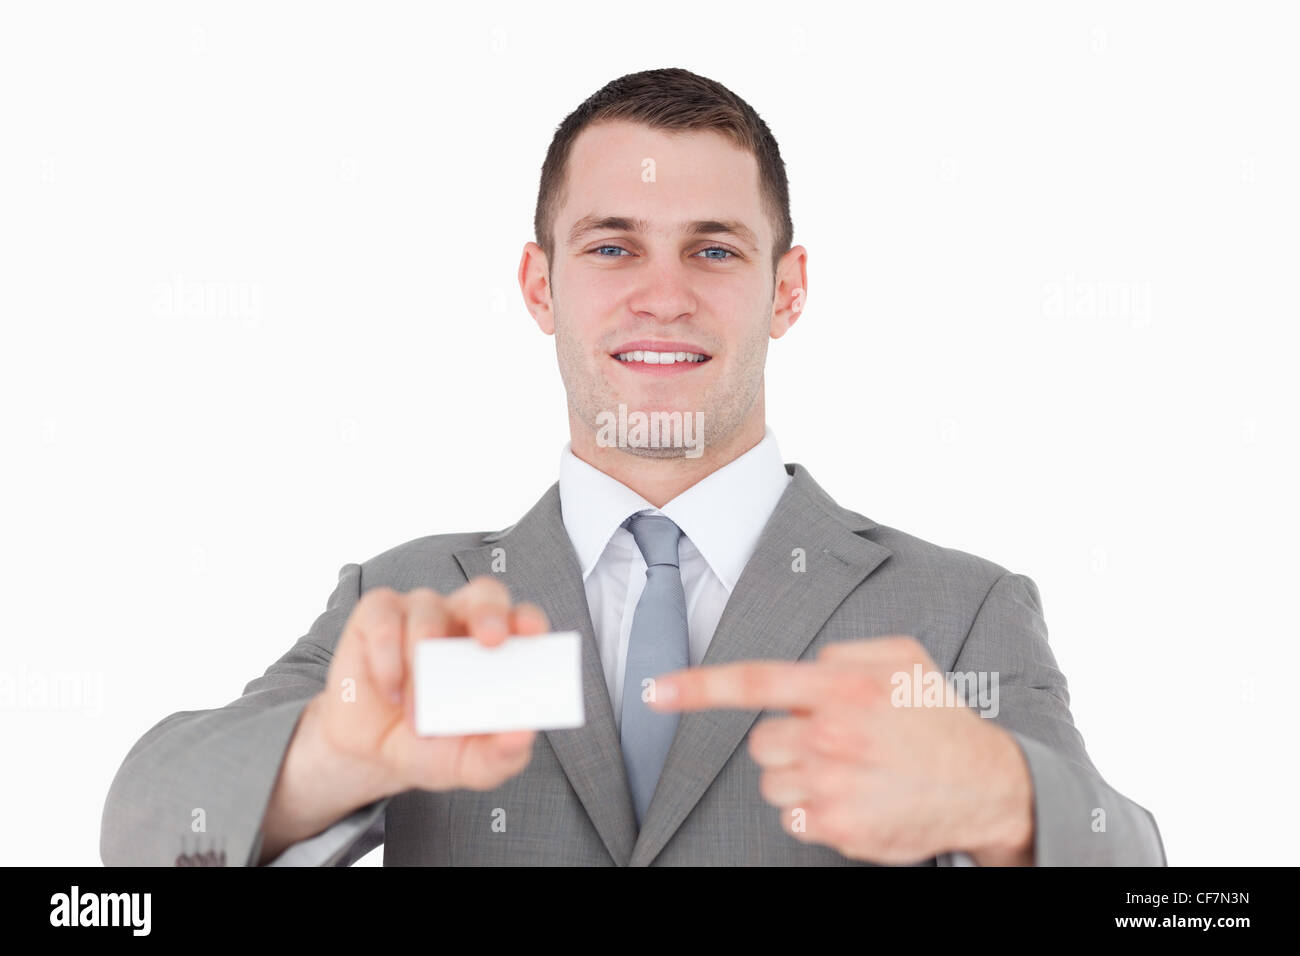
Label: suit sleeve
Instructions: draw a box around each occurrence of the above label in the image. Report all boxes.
[264,797,389,866]
[945,571,1167,866]
[99,562,388,867]
[934,851,978,866]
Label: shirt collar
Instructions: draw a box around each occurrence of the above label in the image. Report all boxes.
[558,426,791,592]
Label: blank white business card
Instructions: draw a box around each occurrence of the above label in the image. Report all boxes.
[414,630,585,736]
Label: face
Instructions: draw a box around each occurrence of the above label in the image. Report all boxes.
[520,120,806,462]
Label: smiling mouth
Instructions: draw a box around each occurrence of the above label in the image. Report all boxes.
[611,349,711,366]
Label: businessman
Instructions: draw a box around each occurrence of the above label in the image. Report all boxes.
[100,67,1167,867]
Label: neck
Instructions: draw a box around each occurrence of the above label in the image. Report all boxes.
[568,409,766,508]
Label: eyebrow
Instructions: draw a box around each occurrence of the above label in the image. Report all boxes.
[567,214,760,253]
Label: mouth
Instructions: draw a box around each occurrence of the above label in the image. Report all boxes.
[609,340,713,373]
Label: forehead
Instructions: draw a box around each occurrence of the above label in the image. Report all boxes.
[559,120,767,241]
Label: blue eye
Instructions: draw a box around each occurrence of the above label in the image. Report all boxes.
[586,244,739,260]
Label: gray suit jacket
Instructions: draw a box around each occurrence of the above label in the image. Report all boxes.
[100,463,1167,866]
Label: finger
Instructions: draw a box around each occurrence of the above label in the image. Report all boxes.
[820,655,967,716]
[327,596,374,710]
[353,588,406,706]
[747,715,815,768]
[762,755,855,806]
[752,708,884,768]
[445,576,514,646]
[649,660,836,713]
[456,730,537,789]
[760,764,818,807]
[400,588,450,713]
[509,601,550,636]
[491,729,536,754]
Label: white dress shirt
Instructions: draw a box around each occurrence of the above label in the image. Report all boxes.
[558,427,791,730]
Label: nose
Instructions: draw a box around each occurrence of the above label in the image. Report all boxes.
[627,253,697,324]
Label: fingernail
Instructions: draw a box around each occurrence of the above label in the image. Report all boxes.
[655,680,678,704]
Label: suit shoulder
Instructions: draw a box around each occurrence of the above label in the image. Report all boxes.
[865,520,1012,591]
[795,466,1016,592]
[356,529,498,591]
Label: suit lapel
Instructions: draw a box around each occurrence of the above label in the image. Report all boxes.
[453,483,640,867]
[627,463,892,866]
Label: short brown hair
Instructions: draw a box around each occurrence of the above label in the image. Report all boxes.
[534,68,793,275]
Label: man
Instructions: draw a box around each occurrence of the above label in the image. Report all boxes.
[100,68,1167,867]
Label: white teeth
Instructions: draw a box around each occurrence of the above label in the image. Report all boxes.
[615,350,708,364]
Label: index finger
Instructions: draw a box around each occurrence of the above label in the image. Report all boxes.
[647,660,834,713]
[445,575,514,646]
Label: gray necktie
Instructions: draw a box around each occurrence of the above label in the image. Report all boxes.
[620,513,690,827]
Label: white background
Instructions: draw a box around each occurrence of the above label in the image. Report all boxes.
[1,1,1295,866]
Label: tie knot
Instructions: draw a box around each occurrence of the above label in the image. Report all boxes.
[626,513,682,569]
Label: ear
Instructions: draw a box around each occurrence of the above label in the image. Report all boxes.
[770,245,808,339]
[519,241,555,335]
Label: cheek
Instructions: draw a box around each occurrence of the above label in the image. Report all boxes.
[704,280,770,331]
[571,268,630,309]
[554,305,607,356]
[558,288,623,340]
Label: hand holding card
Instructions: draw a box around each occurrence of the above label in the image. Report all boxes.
[306,576,556,797]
